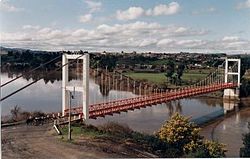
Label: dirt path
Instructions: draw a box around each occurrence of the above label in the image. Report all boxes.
[2,124,117,159]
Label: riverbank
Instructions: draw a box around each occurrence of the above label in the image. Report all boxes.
[2,123,159,158]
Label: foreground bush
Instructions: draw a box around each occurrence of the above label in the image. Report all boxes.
[240,123,250,157]
[157,113,227,157]
[204,140,226,157]
[157,113,203,154]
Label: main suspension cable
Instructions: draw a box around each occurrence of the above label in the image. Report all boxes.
[1,55,62,88]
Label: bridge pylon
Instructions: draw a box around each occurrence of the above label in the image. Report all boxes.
[62,53,89,121]
[223,58,241,100]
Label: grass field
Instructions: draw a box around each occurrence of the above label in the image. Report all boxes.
[125,68,214,85]
[125,73,166,84]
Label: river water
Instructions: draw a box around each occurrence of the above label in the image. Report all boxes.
[1,72,250,156]
[1,72,222,128]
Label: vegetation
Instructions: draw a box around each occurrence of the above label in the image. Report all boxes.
[240,123,250,157]
[91,54,118,71]
[164,63,186,85]
[6,105,45,123]
[157,113,203,154]
[125,69,210,86]
[61,114,226,158]
[10,105,21,122]
[240,78,250,97]
[157,113,226,157]
[2,49,61,71]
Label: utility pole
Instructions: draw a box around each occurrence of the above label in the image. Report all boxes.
[68,90,74,141]
[0,54,2,158]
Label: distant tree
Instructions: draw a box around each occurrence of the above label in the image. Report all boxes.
[171,73,178,85]
[177,64,185,79]
[10,105,21,121]
[98,55,118,71]
[165,61,175,83]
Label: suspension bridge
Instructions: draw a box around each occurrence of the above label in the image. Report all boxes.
[0,52,241,122]
[61,54,241,121]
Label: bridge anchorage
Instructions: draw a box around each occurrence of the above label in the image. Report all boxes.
[61,54,241,122]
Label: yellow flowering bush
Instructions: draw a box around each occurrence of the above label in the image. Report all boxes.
[157,113,227,157]
[204,140,226,157]
[157,113,203,153]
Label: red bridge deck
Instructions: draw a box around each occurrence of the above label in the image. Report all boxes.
[65,83,237,119]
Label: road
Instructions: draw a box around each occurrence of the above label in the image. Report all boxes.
[2,124,114,159]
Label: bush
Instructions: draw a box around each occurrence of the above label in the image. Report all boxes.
[204,140,226,157]
[98,122,133,138]
[185,146,210,158]
[131,132,180,157]
[157,113,227,157]
[240,123,250,157]
[157,113,203,154]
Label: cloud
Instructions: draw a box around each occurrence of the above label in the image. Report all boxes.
[157,39,175,47]
[79,14,93,23]
[192,7,216,15]
[1,21,249,53]
[22,25,40,30]
[222,36,240,41]
[146,2,180,16]
[116,7,144,21]
[116,2,180,21]
[207,7,216,12]
[237,0,250,9]
[0,1,23,12]
[85,0,102,13]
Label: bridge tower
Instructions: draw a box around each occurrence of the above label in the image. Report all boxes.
[223,58,241,100]
[62,53,89,121]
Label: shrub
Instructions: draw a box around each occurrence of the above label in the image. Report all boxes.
[98,122,133,138]
[157,113,227,157]
[240,123,250,157]
[204,140,226,157]
[131,131,180,157]
[157,113,203,154]
[185,146,210,158]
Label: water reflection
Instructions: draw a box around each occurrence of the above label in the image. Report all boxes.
[223,100,240,114]
[201,100,250,157]
[89,98,223,133]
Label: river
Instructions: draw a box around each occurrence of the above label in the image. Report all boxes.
[1,71,250,157]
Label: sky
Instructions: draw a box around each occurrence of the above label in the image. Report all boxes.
[0,0,250,53]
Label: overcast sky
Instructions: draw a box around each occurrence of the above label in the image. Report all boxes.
[0,0,250,53]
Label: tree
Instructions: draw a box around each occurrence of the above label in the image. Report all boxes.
[176,64,185,84]
[165,61,175,83]
[98,55,118,71]
[10,105,21,121]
